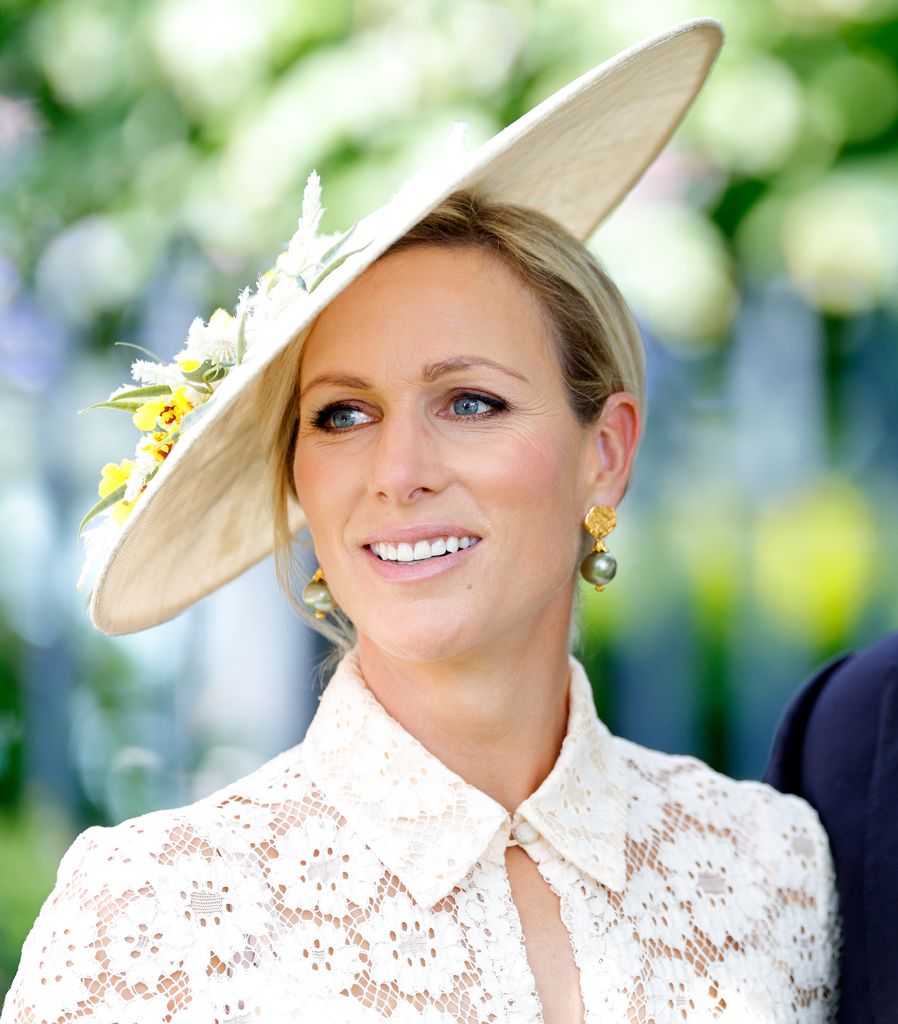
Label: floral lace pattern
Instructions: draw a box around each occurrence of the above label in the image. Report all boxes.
[2,649,839,1022]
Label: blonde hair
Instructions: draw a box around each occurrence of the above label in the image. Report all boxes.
[258,189,645,654]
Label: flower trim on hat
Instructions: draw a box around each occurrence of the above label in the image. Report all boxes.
[76,170,370,592]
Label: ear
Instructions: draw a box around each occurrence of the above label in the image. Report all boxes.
[583,392,642,506]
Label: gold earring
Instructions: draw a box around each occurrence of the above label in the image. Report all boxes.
[579,504,617,591]
[302,566,337,619]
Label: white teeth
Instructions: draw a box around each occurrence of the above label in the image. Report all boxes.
[369,535,479,562]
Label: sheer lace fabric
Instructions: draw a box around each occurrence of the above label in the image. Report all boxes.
[3,649,839,1022]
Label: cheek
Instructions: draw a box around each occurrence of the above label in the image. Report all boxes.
[292,444,340,547]
[468,427,585,555]
[291,446,309,515]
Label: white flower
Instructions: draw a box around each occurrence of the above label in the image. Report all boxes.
[240,272,302,359]
[128,359,186,390]
[275,170,327,280]
[300,169,324,236]
[178,308,240,366]
[444,120,469,162]
[265,813,383,919]
[124,444,159,503]
[102,900,194,990]
[358,891,468,997]
[76,516,120,592]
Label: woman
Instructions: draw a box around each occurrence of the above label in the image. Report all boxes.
[3,18,839,1023]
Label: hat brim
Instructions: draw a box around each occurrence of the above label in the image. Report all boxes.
[88,17,723,635]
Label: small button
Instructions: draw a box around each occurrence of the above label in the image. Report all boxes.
[511,821,539,845]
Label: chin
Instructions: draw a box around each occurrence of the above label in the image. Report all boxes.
[356,606,488,665]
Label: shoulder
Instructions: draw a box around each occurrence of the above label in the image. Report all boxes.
[611,734,838,941]
[76,738,319,871]
[1,741,318,1023]
[784,630,898,737]
[88,737,322,885]
[613,733,829,859]
[801,630,898,738]
[766,630,898,798]
[608,736,840,1014]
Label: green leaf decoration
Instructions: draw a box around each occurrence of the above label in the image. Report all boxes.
[114,341,166,363]
[107,384,173,401]
[236,307,247,365]
[78,484,126,538]
[180,359,230,385]
[319,222,359,264]
[309,242,371,292]
[83,399,145,413]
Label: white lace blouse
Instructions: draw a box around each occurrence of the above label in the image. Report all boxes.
[3,648,839,1023]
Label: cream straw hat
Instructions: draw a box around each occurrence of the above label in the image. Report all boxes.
[79,17,723,635]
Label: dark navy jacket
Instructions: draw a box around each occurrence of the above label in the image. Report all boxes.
[764,631,898,1024]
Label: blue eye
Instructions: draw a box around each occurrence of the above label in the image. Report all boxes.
[311,391,508,433]
[312,404,371,432]
[331,408,362,429]
[451,393,505,417]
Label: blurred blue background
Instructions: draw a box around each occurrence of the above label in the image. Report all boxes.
[2,0,897,994]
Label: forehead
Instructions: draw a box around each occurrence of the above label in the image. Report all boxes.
[299,244,555,377]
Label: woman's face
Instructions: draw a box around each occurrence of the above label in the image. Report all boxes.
[293,244,633,663]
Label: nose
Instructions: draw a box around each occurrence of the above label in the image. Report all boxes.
[367,404,448,505]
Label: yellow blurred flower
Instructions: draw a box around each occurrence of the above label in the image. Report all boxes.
[140,431,175,464]
[752,476,875,645]
[97,458,137,526]
[208,307,233,329]
[98,458,135,497]
[110,498,136,526]
[132,385,194,433]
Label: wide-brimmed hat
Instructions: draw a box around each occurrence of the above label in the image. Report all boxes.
[79,17,724,636]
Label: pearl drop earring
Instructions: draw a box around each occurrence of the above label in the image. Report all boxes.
[302,567,337,618]
[579,504,618,590]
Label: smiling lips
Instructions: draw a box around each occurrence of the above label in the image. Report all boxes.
[368,535,481,563]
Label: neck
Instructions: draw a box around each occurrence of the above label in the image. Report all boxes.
[354,597,575,813]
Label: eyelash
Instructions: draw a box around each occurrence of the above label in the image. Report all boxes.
[310,391,510,434]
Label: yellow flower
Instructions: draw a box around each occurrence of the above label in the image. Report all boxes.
[97,459,137,526]
[132,397,166,431]
[132,385,194,433]
[98,458,136,498]
[208,307,233,330]
[178,358,201,373]
[140,431,174,464]
[110,497,136,526]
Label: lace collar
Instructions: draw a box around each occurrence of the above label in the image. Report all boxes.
[301,647,628,908]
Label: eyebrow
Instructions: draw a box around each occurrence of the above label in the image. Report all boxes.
[298,356,529,399]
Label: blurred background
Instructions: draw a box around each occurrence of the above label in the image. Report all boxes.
[2,0,897,993]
